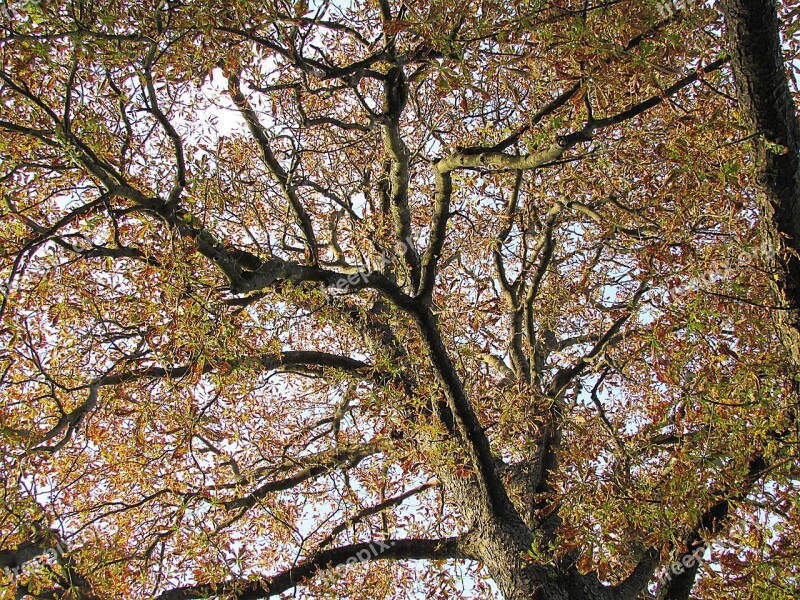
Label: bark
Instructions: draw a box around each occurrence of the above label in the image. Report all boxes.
[654,456,768,600]
[639,5,800,598]
[2,12,776,599]
[153,538,471,600]
[720,0,800,364]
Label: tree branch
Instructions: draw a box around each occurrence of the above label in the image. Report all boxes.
[227,72,318,264]
[435,57,728,174]
[221,440,392,511]
[380,65,420,290]
[317,482,439,549]
[655,455,769,600]
[153,537,469,600]
[417,167,452,301]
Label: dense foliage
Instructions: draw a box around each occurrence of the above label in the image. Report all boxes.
[1,1,799,598]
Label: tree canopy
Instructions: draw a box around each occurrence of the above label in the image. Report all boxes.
[1,0,799,598]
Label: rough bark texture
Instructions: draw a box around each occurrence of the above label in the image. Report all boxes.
[720,0,800,364]
[1,3,794,599]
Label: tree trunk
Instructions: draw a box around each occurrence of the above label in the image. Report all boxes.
[720,0,800,364]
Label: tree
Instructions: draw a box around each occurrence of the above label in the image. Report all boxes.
[1,0,799,598]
